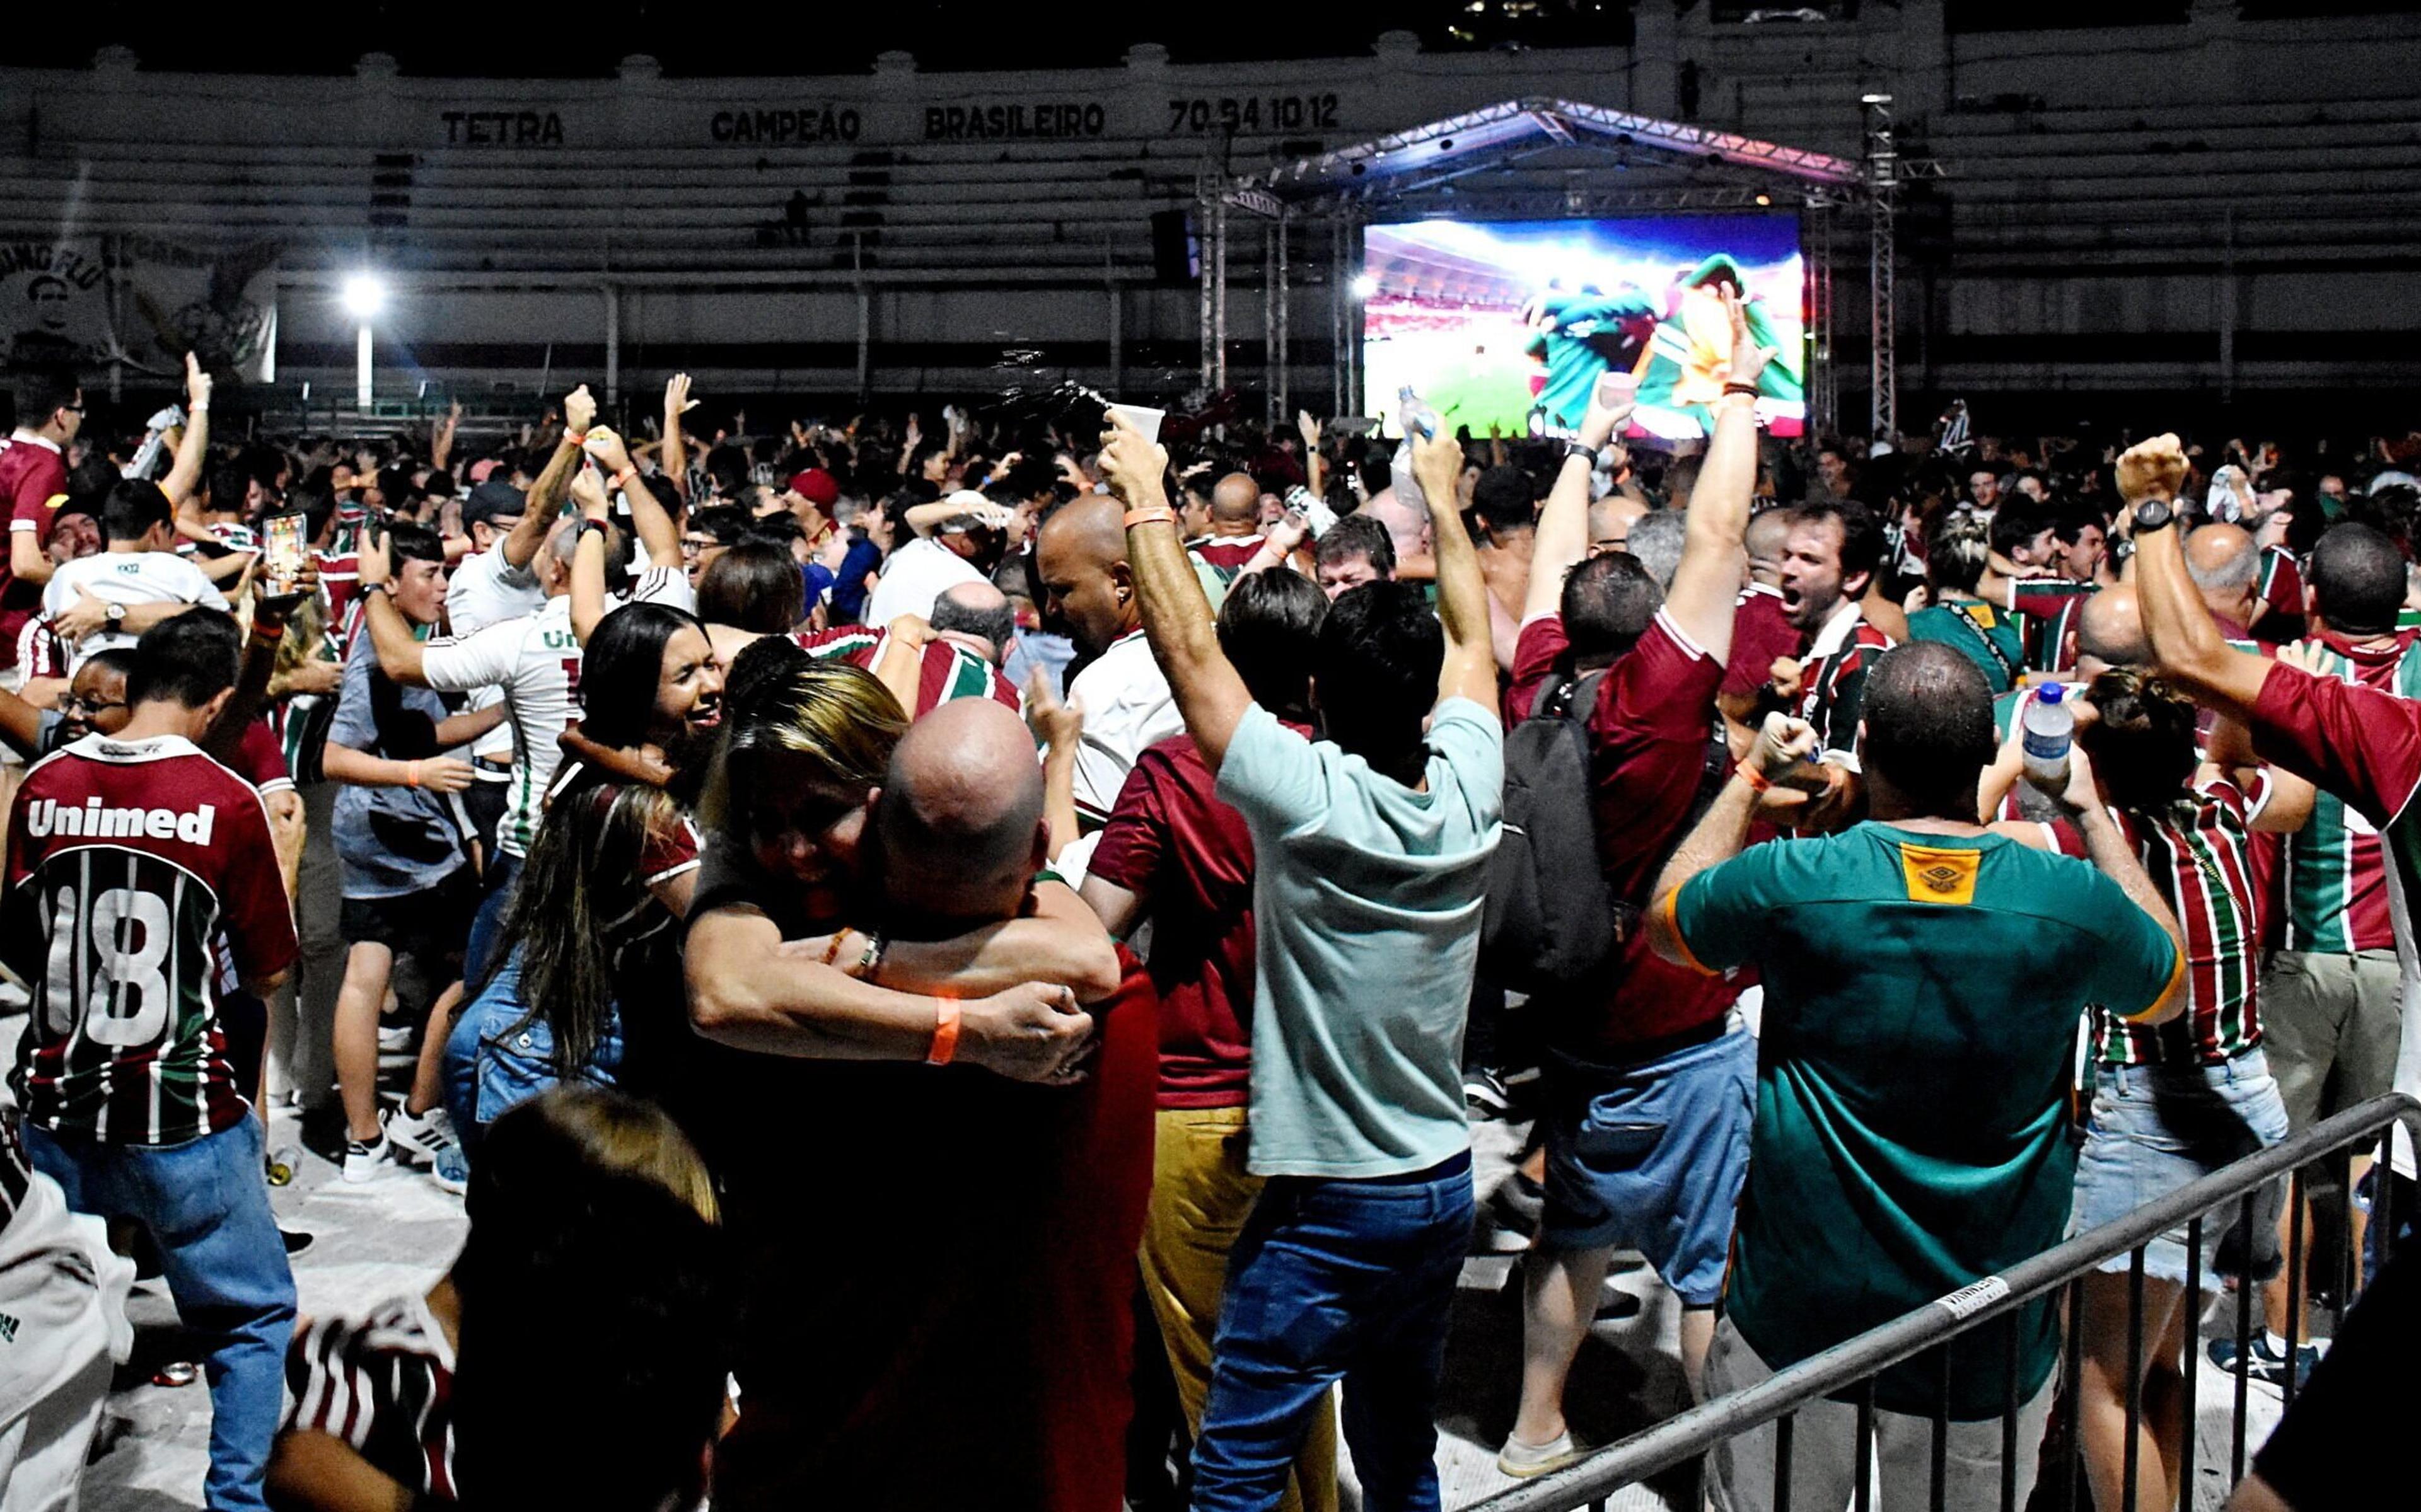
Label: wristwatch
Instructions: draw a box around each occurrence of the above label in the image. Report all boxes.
[103,601,125,630]
[1561,440,1598,465]
[2131,499,2176,534]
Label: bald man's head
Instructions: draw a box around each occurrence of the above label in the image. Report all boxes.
[872,699,1048,933]
[1036,495,1137,656]
[1358,491,1428,563]
[929,580,1016,666]
[1590,495,1649,558]
[1210,472,1262,534]
[2075,584,2147,677]
[1745,508,1792,588]
[2185,522,2259,625]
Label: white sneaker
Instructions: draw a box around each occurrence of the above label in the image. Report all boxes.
[341,1130,392,1184]
[384,1105,458,1166]
[1497,1429,1584,1479]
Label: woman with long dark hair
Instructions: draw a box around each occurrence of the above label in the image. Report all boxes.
[441,603,723,1150]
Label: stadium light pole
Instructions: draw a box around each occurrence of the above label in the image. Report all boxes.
[341,273,386,413]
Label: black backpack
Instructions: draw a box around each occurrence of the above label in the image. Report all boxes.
[1481,671,1618,994]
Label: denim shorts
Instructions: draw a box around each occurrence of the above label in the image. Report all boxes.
[1538,1025,1756,1305]
[2069,1047,2290,1286]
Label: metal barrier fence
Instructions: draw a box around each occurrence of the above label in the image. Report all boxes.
[1474,1092,2421,1512]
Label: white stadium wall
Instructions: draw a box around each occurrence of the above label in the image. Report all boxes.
[2,1,2418,430]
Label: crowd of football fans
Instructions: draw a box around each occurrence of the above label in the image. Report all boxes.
[0,307,2412,1512]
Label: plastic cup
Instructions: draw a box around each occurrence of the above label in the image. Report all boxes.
[1106,403,1164,444]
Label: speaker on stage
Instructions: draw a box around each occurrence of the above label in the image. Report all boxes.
[1150,209,1199,285]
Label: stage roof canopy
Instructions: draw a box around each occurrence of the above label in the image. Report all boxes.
[1228,97,1866,217]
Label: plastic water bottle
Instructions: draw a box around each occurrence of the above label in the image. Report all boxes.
[1390,386,1444,512]
[2021,683,2075,785]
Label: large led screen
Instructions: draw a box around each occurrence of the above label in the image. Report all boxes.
[1361,214,1806,441]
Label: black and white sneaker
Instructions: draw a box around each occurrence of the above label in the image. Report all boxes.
[1465,1066,1514,1121]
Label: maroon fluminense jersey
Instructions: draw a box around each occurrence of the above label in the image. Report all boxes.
[4,733,298,1145]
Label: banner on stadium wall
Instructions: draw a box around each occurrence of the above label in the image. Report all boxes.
[1,236,278,384]
[0,239,114,371]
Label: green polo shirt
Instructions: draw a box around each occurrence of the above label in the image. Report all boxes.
[1668,822,2181,1416]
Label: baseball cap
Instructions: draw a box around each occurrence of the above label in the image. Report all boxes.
[787,467,840,508]
[463,480,528,529]
[468,457,504,485]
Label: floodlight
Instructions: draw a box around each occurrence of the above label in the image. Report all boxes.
[340,274,387,320]
[1350,274,1379,301]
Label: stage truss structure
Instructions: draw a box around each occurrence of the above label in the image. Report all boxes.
[1197,96,1938,440]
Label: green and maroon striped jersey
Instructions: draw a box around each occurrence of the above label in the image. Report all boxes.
[1999,577,2098,676]
[2279,631,2421,955]
[790,626,1020,718]
[1794,604,1893,770]
[2093,773,2269,1067]
[3,735,298,1144]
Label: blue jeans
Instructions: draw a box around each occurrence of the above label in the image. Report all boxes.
[463,849,521,989]
[441,946,623,1161]
[26,1116,296,1512]
[1191,1151,1474,1512]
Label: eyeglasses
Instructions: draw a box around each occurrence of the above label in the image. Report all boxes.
[60,695,125,717]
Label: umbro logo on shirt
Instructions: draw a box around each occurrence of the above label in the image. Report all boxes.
[24,798,217,845]
[0,1311,18,1344]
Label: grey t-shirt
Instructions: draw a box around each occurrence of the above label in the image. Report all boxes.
[1214,698,1504,1179]
[328,630,470,899]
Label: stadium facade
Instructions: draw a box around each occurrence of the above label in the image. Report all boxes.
[1,2,2415,434]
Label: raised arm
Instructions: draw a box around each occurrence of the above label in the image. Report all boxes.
[1026,667,1085,862]
[1524,372,1637,623]
[662,375,697,503]
[2128,434,2273,720]
[566,467,615,645]
[1663,294,1773,659]
[431,400,461,475]
[583,425,681,567]
[160,354,212,509]
[504,384,594,571]
[353,532,429,686]
[1099,413,1255,773]
[1412,427,1497,715]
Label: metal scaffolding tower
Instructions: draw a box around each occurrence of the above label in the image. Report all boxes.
[1864,93,1899,443]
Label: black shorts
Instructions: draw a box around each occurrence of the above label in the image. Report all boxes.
[340,866,479,962]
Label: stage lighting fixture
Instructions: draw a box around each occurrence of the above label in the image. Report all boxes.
[340,273,387,319]
[1350,274,1379,301]
[1756,193,1772,205]
[1861,93,1893,105]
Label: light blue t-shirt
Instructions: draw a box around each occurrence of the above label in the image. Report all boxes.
[1215,698,1504,1179]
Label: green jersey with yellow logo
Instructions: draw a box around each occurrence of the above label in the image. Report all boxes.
[1666,822,2181,1416]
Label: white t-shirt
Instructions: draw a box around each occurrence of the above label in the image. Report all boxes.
[864,536,984,627]
[1066,628,1183,821]
[446,541,545,635]
[612,564,699,617]
[419,596,581,859]
[446,543,546,768]
[42,550,229,667]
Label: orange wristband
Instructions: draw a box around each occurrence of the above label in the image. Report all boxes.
[1123,506,1177,529]
[405,759,422,789]
[612,467,640,493]
[926,998,961,1066]
[1738,765,1772,793]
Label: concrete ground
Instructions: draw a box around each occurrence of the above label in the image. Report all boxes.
[59,1097,2299,1512]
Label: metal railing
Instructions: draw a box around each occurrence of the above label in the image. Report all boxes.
[1475,1092,2421,1512]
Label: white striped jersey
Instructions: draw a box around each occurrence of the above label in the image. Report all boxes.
[282,1293,456,1501]
[419,596,582,860]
